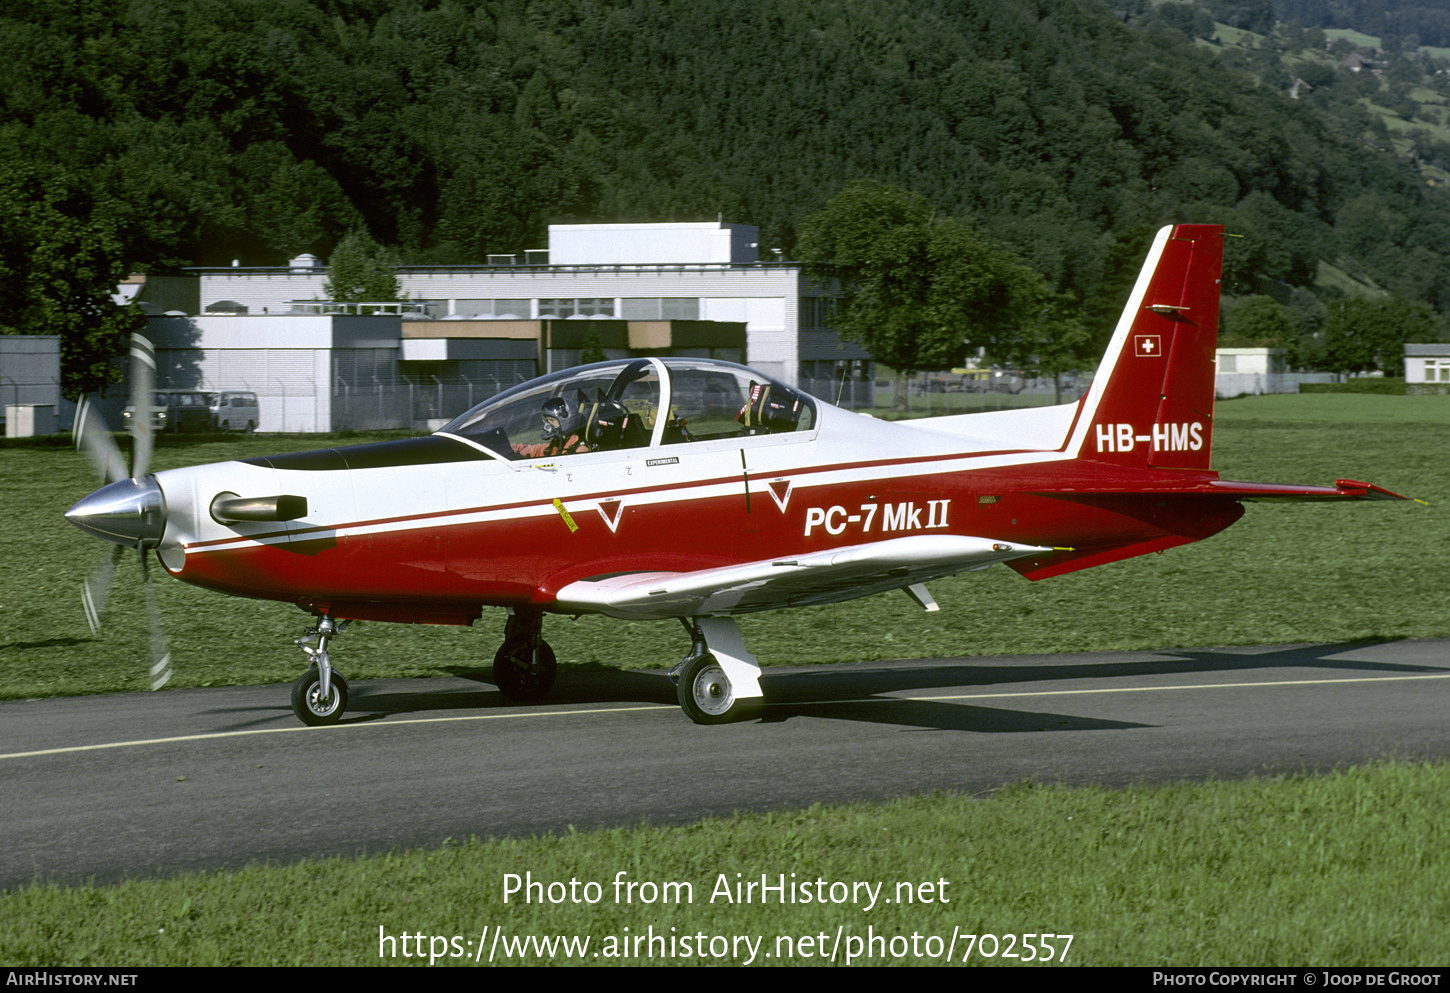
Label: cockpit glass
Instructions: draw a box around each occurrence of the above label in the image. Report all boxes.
[439,365,617,456]
[661,361,815,443]
[438,359,816,458]
[606,359,661,448]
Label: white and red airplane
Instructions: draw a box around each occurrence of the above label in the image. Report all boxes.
[67,224,1408,725]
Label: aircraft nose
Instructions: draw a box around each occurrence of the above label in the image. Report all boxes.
[66,476,167,547]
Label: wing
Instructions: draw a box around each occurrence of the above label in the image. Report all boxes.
[552,534,1054,619]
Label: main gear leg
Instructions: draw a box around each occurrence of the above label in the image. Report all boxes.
[674,616,763,725]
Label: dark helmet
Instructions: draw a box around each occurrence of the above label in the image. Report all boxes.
[583,396,629,449]
[541,393,583,443]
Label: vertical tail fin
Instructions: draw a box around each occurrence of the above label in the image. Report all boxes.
[1069,224,1224,470]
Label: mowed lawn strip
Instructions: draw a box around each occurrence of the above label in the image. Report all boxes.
[3,763,1448,965]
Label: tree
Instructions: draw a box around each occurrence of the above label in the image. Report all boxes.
[1224,293,1317,367]
[323,230,401,304]
[1003,292,1096,403]
[1223,295,1297,346]
[580,325,608,365]
[1323,296,1434,377]
[0,165,144,398]
[797,182,1046,404]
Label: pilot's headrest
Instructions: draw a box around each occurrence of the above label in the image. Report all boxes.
[583,393,629,449]
[737,381,803,432]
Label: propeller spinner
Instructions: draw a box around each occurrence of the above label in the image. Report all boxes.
[66,333,173,689]
[64,476,166,546]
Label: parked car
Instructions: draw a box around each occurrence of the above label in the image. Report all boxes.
[122,391,215,433]
[207,390,259,432]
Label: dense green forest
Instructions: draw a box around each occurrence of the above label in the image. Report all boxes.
[4,0,1450,387]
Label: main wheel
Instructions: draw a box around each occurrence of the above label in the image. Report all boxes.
[291,668,349,726]
[493,639,557,703]
[677,653,740,725]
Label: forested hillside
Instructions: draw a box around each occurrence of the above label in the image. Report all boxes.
[1275,0,1450,47]
[3,0,1449,381]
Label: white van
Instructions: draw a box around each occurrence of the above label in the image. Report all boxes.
[208,391,259,431]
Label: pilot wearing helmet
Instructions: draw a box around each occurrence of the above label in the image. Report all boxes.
[512,393,591,458]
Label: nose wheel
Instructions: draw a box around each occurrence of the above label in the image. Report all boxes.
[291,616,351,726]
[292,666,350,726]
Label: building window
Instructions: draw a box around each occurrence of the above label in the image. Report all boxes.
[621,298,699,320]
[799,297,838,330]
[539,298,615,318]
[489,299,530,318]
[448,299,530,319]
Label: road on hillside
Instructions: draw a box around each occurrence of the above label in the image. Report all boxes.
[3,638,1449,889]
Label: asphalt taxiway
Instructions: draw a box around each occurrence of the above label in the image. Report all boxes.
[3,638,1448,890]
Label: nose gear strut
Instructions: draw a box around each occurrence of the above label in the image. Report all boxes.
[292,616,352,725]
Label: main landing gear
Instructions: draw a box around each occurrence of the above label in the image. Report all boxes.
[292,616,352,726]
[492,607,558,703]
[488,611,765,725]
[668,617,764,725]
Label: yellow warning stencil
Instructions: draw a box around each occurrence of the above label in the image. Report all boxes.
[553,498,579,533]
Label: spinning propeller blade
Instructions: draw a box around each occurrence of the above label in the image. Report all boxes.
[140,551,171,690]
[81,545,124,636]
[69,333,173,690]
[129,334,155,480]
[74,396,128,485]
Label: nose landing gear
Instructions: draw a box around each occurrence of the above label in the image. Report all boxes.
[291,616,351,726]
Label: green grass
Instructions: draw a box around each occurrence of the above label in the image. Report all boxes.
[1214,391,1450,422]
[1315,258,1385,299]
[1323,28,1383,49]
[4,763,1448,965]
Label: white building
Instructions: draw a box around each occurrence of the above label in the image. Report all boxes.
[178,222,867,393]
[1211,346,1334,397]
[1404,343,1450,384]
[144,314,406,433]
[0,335,62,436]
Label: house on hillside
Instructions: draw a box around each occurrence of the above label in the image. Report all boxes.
[1341,48,1387,73]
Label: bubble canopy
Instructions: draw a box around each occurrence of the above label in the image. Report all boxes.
[436,357,817,459]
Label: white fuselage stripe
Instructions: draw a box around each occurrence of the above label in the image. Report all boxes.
[181,444,1078,553]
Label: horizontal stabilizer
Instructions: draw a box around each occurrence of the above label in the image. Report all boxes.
[1208,478,1412,502]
